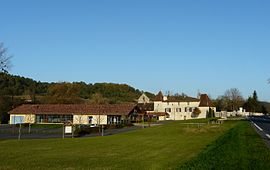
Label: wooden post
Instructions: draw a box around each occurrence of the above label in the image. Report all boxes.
[101,125,104,136]
[18,123,22,140]
[72,124,74,138]
[62,123,65,139]
[28,123,31,134]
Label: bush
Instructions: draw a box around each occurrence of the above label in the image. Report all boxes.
[74,126,100,136]
[15,123,29,128]
[105,122,134,129]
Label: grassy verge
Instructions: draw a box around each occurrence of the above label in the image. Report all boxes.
[178,120,270,169]
[0,120,236,170]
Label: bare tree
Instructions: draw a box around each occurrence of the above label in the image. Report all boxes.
[93,114,106,136]
[0,42,12,73]
[224,88,244,111]
[25,114,35,133]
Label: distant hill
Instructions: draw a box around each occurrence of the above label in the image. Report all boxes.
[260,101,270,113]
[0,72,154,104]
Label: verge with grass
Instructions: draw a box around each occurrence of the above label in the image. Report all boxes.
[178,120,270,170]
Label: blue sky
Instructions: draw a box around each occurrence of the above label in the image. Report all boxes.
[1,0,270,101]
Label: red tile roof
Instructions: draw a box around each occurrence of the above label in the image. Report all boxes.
[8,104,136,116]
[166,96,200,102]
[154,91,164,101]
[146,111,169,116]
[199,94,213,107]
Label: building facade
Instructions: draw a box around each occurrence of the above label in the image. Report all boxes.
[8,104,135,125]
[137,92,216,120]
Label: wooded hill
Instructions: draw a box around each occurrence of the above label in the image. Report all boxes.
[0,72,155,123]
[0,72,155,104]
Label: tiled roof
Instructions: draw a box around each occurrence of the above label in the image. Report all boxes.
[8,104,136,116]
[199,94,213,107]
[154,91,164,101]
[146,111,169,116]
[136,103,154,112]
[166,96,200,102]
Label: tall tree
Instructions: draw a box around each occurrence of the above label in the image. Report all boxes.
[252,90,258,101]
[224,88,244,111]
[243,90,261,113]
[0,42,12,73]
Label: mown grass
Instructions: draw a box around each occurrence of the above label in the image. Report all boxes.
[178,120,270,170]
[0,120,236,170]
[1,120,268,170]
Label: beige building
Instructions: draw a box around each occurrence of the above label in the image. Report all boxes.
[8,104,135,125]
[136,92,215,120]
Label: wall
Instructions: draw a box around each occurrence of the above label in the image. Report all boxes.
[73,114,107,125]
[158,116,166,121]
[153,101,206,120]
[10,114,36,124]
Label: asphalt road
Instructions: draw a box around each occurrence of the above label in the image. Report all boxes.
[249,115,270,148]
[0,124,144,139]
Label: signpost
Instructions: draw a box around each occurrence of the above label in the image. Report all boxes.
[62,121,74,138]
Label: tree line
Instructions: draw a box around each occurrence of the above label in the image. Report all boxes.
[0,72,154,123]
[213,88,268,114]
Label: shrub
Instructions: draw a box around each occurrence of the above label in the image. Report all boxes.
[74,126,99,136]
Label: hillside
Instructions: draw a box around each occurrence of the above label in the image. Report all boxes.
[0,72,154,104]
[260,101,270,113]
[0,73,154,123]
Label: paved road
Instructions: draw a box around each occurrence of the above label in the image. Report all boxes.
[249,115,270,148]
[0,124,147,139]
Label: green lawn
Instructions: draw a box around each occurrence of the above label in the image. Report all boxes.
[0,120,269,170]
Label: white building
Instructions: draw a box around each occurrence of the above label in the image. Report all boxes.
[137,91,216,120]
[8,104,135,125]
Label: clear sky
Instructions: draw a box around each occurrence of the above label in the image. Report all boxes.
[1,0,270,101]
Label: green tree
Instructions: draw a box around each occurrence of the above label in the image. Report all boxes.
[243,90,263,113]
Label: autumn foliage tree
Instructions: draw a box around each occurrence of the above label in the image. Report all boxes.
[44,83,84,104]
[192,107,201,117]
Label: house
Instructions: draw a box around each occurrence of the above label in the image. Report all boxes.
[131,103,169,122]
[8,104,136,125]
[134,92,216,120]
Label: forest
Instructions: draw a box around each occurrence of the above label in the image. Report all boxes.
[0,72,155,123]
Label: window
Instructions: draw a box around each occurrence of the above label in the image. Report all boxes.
[36,114,73,123]
[176,108,181,112]
[107,116,121,124]
[11,116,24,124]
[185,107,188,112]
[88,116,93,124]
[165,108,171,112]
[189,107,193,112]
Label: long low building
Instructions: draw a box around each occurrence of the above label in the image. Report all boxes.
[8,104,136,125]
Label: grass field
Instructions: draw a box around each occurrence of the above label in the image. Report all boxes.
[0,119,269,170]
[178,120,270,169]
